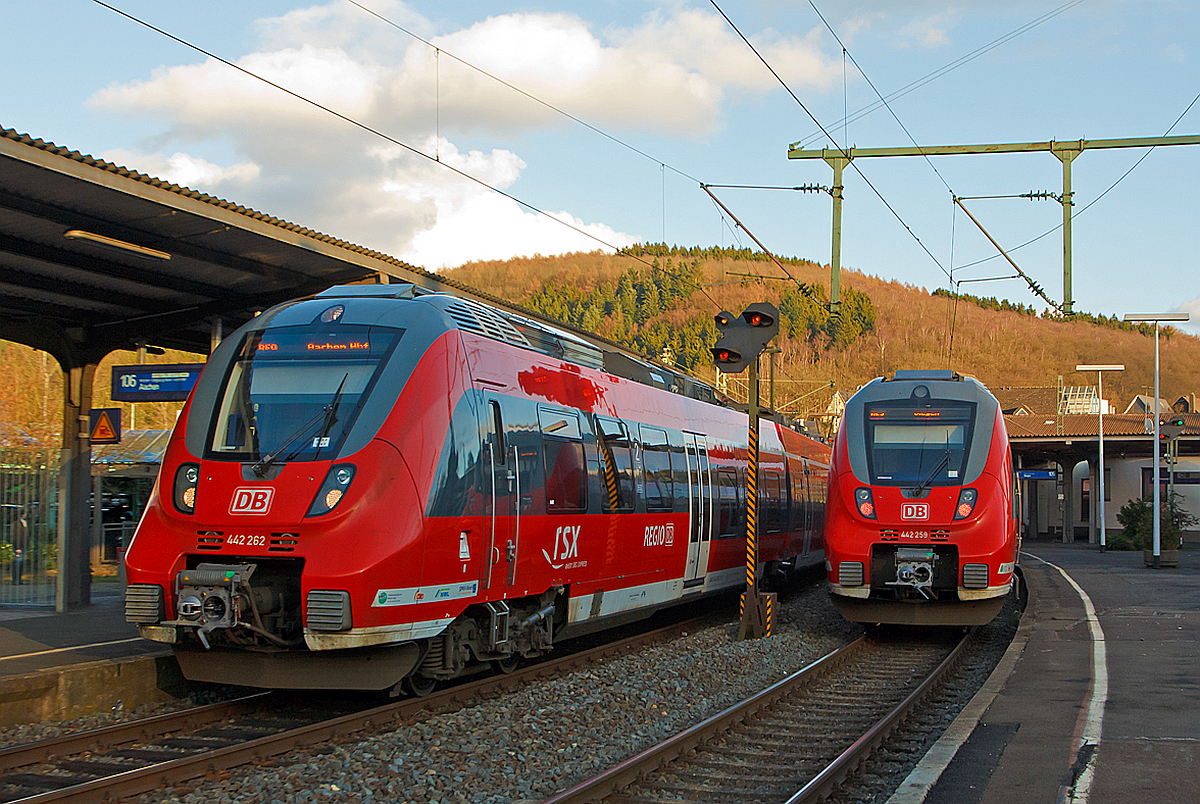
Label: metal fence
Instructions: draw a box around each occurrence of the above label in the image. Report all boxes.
[0,447,59,606]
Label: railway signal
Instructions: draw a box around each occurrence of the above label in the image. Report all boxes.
[711,303,780,374]
[711,302,782,640]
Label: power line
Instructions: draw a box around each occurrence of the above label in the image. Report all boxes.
[344,0,705,186]
[92,0,658,270]
[955,88,1200,273]
[792,0,1089,150]
[807,0,955,197]
[708,0,949,279]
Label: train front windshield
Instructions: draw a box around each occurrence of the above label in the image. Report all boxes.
[864,400,975,487]
[207,324,402,463]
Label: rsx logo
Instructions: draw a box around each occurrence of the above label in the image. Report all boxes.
[230,487,274,515]
[901,503,929,521]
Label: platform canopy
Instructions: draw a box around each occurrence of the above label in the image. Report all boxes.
[0,126,468,367]
[0,125,470,610]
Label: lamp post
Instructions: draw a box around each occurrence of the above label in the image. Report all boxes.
[1076,364,1124,552]
[1123,312,1190,568]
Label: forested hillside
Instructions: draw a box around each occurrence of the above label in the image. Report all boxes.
[447,247,1200,418]
[3,245,1198,444]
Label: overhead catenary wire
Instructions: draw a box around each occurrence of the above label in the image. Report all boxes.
[792,0,1089,150]
[807,0,955,198]
[345,0,706,186]
[92,0,666,273]
[708,0,950,280]
[955,88,1200,273]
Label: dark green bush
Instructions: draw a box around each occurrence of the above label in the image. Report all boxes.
[1115,493,1195,551]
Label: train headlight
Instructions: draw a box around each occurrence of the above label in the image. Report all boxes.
[173,463,200,514]
[954,488,978,520]
[854,487,877,519]
[307,463,356,517]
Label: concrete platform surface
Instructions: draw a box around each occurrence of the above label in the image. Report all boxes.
[895,541,1200,804]
[0,584,180,727]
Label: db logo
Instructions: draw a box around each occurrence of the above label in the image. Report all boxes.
[901,503,929,521]
[230,487,274,515]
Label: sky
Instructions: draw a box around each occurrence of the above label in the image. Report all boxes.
[4,0,1199,335]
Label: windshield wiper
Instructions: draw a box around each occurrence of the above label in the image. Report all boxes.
[911,448,951,495]
[310,374,348,461]
[251,374,350,477]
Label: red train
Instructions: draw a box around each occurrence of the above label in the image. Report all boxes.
[823,370,1018,626]
[125,284,830,692]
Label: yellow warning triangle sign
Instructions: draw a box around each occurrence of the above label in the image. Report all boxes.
[91,410,117,442]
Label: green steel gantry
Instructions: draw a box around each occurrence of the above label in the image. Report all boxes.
[787,135,1200,315]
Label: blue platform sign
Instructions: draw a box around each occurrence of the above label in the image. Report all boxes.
[111,363,205,402]
[1017,470,1058,480]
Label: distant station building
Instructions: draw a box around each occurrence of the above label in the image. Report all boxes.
[1003,385,1200,544]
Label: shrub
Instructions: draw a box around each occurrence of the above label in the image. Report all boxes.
[1115,493,1196,551]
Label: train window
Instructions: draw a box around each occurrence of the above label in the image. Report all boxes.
[490,401,506,466]
[863,400,975,487]
[717,468,742,538]
[762,470,783,533]
[640,425,673,512]
[595,416,635,512]
[539,407,585,513]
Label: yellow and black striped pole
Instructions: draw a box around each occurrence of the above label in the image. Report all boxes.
[739,356,768,639]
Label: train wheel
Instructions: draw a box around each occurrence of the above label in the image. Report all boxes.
[404,673,437,697]
[492,655,519,675]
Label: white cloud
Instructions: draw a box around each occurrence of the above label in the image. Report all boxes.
[1175,295,1200,337]
[1165,43,1187,65]
[894,12,957,49]
[103,150,260,193]
[84,2,836,267]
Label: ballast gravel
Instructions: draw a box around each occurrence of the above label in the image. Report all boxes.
[1,578,1020,804]
[140,583,861,804]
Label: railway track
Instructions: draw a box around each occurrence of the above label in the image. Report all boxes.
[0,612,718,803]
[541,629,971,804]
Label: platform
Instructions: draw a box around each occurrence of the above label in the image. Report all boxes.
[0,583,185,727]
[890,541,1200,804]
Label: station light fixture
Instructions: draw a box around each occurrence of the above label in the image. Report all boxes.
[64,229,171,261]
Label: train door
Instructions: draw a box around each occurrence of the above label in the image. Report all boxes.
[684,434,712,586]
[801,459,814,557]
[484,398,514,593]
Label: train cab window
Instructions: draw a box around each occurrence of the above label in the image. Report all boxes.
[208,325,401,462]
[539,407,586,512]
[595,416,635,512]
[640,425,673,512]
[717,468,743,538]
[864,400,975,487]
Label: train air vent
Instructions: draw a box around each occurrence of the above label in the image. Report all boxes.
[879,530,899,542]
[269,534,299,552]
[962,563,990,589]
[196,532,224,550]
[306,590,352,631]
[838,561,865,587]
[125,584,164,623]
[443,300,530,347]
[931,530,950,541]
